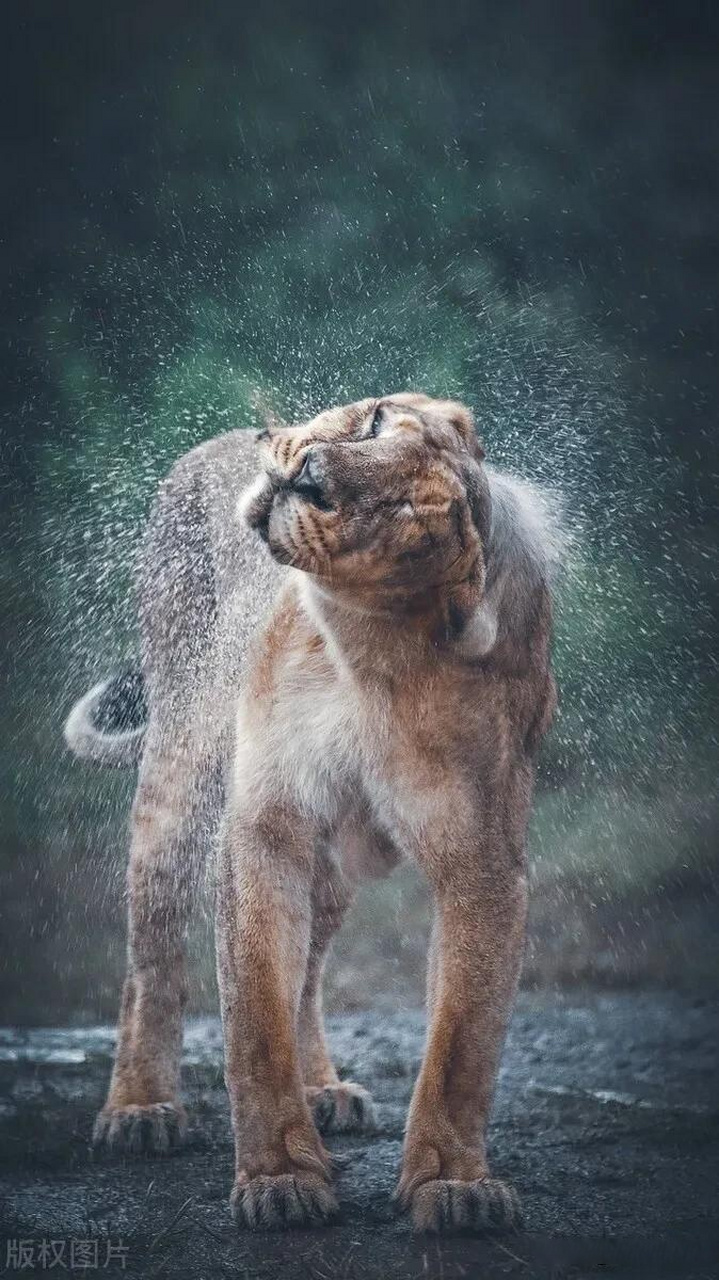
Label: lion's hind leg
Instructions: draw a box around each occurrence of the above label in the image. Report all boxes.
[94,447,227,1155]
[93,726,220,1154]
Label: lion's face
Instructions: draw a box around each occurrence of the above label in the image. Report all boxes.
[240,393,490,604]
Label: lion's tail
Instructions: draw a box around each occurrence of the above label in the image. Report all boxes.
[64,668,148,767]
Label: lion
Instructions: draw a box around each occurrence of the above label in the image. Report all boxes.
[64,392,559,1233]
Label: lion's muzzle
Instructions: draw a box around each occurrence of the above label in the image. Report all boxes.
[285,451,331,511]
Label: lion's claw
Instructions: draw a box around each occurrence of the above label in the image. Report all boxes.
[409,1177,522,1233]
[231,1173,338,1230]
[305,1083,376,1135]
[92,1102,187,1155]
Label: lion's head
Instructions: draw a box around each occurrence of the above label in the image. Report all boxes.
[240,393,491,626]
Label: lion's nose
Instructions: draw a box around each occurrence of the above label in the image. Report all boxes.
[286,450,332,510]
[290,451,323,495]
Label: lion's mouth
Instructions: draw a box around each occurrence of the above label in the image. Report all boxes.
[239,473,276,540]
[254,507,272,542]
[242,473,333,546]
[284,481,332,512]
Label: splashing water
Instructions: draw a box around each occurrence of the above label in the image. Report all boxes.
[3,23,717,1020]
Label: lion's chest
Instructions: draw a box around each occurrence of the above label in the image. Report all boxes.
[235,644,382,821]
[279,666,370,816]
[234,601,480,840]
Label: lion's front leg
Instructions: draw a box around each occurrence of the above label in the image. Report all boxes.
[216,804,337,1230]
[396,804,527,1233]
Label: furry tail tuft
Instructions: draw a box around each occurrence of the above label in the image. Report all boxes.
[64,668,147,767]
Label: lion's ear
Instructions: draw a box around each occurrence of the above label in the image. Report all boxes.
[459,456,492,547]
[465,429,486,463]
[443,401,485,461]
[250,388,286,440]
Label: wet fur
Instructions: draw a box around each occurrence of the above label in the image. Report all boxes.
[67,393,558,1232]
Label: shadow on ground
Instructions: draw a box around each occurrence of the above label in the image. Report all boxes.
[1,993,717,1279]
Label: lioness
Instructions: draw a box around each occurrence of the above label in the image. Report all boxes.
[65,393,558,1232]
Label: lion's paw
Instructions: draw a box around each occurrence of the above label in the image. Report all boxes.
[92,1102,187,1155]
[231,1173,338,1230]
[409,1178,522,1234]
[305,1083,376,1135]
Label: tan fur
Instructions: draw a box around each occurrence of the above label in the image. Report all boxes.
[76,393,556,1232]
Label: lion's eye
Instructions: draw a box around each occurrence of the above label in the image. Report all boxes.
[368,404,384,438]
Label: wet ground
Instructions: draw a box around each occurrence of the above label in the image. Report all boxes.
[0,993,717,1279]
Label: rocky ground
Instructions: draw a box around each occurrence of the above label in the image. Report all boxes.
[0,992,717,1279]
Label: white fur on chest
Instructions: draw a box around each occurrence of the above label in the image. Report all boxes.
[234,644,379,821]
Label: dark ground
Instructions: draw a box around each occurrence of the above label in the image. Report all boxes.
[1,993,718,1279]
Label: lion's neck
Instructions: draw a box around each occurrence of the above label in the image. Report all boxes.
[295,572,478,686]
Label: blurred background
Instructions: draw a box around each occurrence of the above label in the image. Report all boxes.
[1,0,717,1024]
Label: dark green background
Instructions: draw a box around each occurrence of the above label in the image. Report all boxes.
[2,1,717,1021]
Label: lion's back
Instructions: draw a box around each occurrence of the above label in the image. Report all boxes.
[137,429,284,720]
